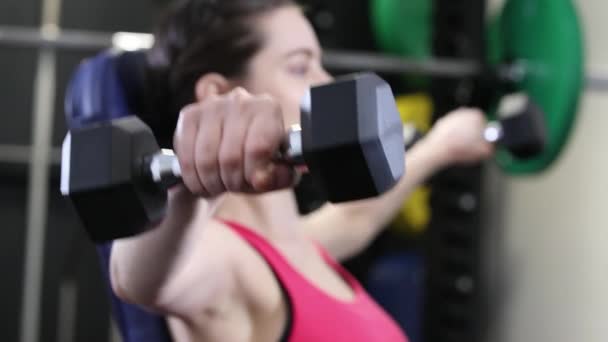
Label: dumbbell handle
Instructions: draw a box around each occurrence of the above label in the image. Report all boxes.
[483,122,504,144]
[144,125,305,189]
[145,149,182,188]
[149,119,501,188]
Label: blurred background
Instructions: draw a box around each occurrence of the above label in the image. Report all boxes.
[1,0,607,341]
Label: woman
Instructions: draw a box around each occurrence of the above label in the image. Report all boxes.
[111,0,494,341]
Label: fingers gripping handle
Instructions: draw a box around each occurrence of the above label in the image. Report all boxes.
[148,89,312,189]
[144,128,304,190]
[60,121,304,196]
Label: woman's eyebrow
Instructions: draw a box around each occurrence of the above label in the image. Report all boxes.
[283,48,316,59]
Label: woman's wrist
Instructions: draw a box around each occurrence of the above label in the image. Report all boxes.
[411,136,453,173]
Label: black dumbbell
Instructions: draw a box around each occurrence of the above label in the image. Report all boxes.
[485,93,547,159]
[61,73,405,243]
[403,92,547,159]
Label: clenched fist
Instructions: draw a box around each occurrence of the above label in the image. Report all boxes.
[173,88,296,197]
[425,108,495,165]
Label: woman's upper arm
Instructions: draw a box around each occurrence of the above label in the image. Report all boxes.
[111,219,242,318]
[300,204,376,262]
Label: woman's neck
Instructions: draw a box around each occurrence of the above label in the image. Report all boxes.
[213,189,302,242]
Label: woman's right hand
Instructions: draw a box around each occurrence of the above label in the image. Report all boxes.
[423,108,495,167]
[173,87,296,198]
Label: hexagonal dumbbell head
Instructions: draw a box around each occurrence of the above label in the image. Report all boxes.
[61,116,166,242]
[300,73,405,203]
[496,93,547,160]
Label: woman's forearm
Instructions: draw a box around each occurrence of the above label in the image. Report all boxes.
[341,138,448,230]
[304,138,449,260]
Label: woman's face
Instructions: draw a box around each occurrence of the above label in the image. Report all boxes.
[241,6,332,128]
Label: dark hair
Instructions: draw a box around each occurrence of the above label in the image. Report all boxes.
[145,0,295,147]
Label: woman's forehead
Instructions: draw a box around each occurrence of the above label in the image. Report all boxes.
[258,6,321,55]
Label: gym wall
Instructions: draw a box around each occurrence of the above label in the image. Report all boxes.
[0,1,163,342]
[484,1,608,342]
[1,0,608,342]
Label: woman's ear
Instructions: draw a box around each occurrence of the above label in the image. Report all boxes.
[194,73,232,101]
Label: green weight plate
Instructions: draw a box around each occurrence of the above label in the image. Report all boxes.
[491,0,584,174]
[371,0,432,87]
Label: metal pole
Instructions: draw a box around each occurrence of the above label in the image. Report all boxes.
[0,144,61,165]
[586,68,608,91]
[0,25,607,89]
[109,319,121,342]
[56,279,77,342]
[0,25,112,51]
[19,0,62,341]
[0,26,152,51]
[323,49,483,77]
[20,45,56,342]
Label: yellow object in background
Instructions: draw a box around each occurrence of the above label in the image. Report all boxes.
[393,186,432,235]
[391,94,433,236]
[396,93,432,134]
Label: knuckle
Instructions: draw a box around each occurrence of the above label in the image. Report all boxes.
[197,102,214,118]
[248,138,274,159]
[219,151,242,170]
[190,188,207,198]
[224,175,244,192]
[254,110,283,131]
[176,106,199,134]
[233,87,250,98]
[200,171,224,192]
[179,158,196,175]
[179,103,200,119]
[195,155,218,174]
[182,178,204,197]
[227,88,251,107]
[262,96,281,112]
[195,135,219,157]
[257,93,275,103]
[205,184,223,197]
[201,96,227,115]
